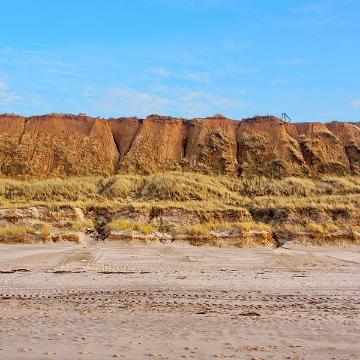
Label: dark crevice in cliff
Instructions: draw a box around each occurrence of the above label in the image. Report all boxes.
[18,118,28,145]
[298,137,319,169]
[108,124,122,171]
[181,137,188,159]
[235,123,242,177]
[345,144,360,174]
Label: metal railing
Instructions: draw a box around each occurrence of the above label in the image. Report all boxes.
[281,113,292,124]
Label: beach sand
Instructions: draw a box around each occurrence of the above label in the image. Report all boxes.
[0,241,359,359]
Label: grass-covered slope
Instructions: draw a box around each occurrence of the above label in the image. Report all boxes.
[1,172,360,246]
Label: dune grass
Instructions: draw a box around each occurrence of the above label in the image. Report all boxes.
[0,172,360,206]
[1,172,360,245]
[1,171,360,214]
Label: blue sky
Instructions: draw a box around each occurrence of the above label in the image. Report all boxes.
[0,0,359,121]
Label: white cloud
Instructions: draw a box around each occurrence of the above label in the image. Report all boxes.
[0,81,21,104]
[93,88,174,117]
[349,99,360,108]
[88,86,245,118]
[178,90,244,117]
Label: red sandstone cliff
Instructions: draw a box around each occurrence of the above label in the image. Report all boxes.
[0,113,359,178]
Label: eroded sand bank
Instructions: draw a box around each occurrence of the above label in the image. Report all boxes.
[0,242,359,359]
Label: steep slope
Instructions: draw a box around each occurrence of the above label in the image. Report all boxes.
[294,122,350,175]
[0,114,118,177]
[326,122,360,174]
[183,116,239,175]
[0,114,26,175]
[237,116,307,177]
[118,115,185,174]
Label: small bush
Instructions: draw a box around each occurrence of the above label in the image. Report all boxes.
[40,223,52,239]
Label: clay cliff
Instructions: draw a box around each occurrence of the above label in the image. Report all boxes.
[0,113,359,178]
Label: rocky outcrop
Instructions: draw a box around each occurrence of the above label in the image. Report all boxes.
[1,113,360,177]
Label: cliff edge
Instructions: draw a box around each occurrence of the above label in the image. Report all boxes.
[0,113,359,177]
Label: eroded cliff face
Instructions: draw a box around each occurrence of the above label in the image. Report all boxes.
[184,116,239,175]
[0,113,359,177]
[237,117,307,177]
[0,114,118,177]
[118,116,186,174]
[294,122,350,175]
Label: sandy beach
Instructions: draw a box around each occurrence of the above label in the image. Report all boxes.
[0,241,359,360]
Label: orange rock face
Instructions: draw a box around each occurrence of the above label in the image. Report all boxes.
[0,113,359,177]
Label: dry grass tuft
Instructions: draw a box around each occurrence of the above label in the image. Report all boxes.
[106,220,157,235]
[71,219,94,231]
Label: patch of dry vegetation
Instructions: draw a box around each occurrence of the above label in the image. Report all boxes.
[0,225,35,236]
[106,220,157,234]
[71,219,94,231]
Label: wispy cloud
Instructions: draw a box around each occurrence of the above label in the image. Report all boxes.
[178,90,244,117]
[182,71,211,84]
[24,49,55,57]
[349,99,360,108]
[275,58,314,66]
[87,85,246,118]
[93,88,173,117]
[147,67,171,77]
[0,81,21,104]
[146,67,211,84]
